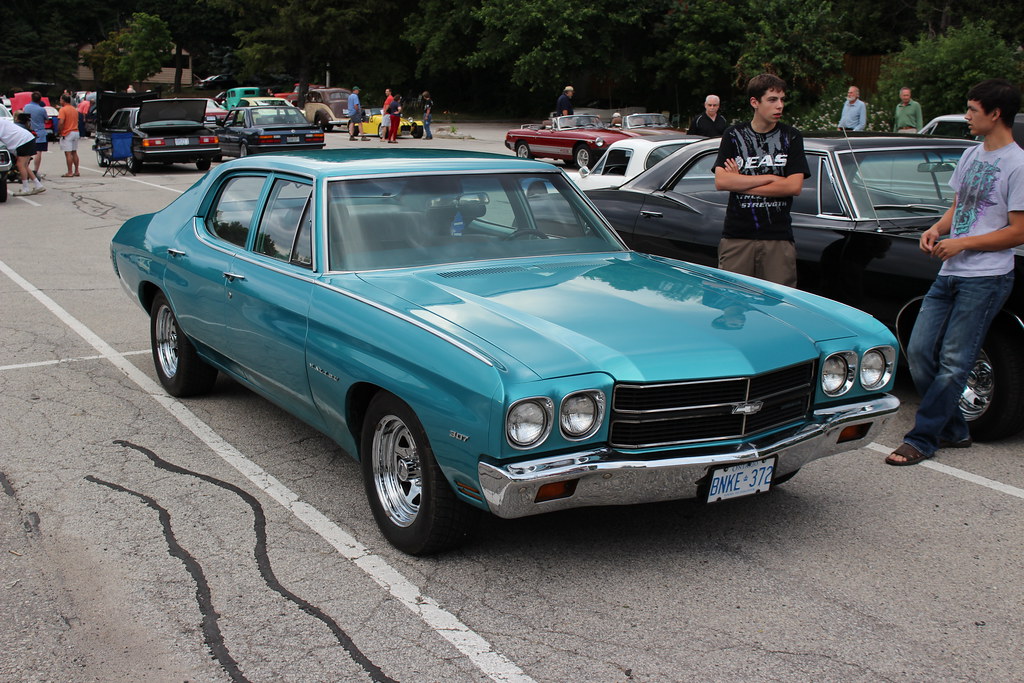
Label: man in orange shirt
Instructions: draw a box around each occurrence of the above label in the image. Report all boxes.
[57,94,80,176]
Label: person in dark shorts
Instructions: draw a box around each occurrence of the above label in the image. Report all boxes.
[0,117,45,195]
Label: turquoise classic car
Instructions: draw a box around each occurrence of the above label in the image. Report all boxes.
[110,149,900,555]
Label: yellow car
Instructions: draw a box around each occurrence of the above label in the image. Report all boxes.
[359,107,424,138]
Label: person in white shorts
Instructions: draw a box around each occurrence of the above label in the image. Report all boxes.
[58,94,80,176]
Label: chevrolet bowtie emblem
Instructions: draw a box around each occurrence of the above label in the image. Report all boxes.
[732,401,764,415]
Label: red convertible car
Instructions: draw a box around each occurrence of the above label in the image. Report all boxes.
[505,114,657,169]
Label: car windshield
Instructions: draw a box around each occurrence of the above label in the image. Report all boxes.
[626,113,669,128]
[558,115,603,130]
[326,172,625,271]
[251,107,307,125]
[837,147,968,218]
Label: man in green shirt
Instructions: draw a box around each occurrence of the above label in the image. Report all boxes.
[893,87,923,133]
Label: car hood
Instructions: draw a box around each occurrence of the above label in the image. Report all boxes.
[352,254,861,382]
[138,99,207,125]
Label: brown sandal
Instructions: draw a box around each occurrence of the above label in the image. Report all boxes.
[885,442,932,466]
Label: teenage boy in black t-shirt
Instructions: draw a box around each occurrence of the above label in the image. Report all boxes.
[713,73,810,287]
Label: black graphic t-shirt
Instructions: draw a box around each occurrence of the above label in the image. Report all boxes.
[714,122,811,241]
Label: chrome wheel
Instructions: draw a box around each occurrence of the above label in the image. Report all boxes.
[371,414,422,527]
[515,142,531,159]
[960,352,994,421]
[154,302,180,379]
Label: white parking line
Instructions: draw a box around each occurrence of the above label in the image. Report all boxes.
[867,441,1024,499]
[79,166,185,194]
[0,256,535,683]
[0,350,149,373]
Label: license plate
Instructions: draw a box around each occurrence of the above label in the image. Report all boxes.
[287,136,300,143]
[175,137,189,145]
[707,457,775,502]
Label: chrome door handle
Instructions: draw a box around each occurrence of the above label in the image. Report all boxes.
[223,272,245,282]
[167,248,185,257]
[639,210,663,218]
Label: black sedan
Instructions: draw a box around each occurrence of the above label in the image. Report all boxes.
[95,98,221,172]
[587,134,1024,441]
[216,106,325,158]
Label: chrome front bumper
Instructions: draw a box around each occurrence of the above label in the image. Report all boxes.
[478,394,899,519]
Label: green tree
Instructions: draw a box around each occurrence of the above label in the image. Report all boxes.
[211,0,366,105]
[876,20,1023,124]
[734,0,850,111]
[85,13,173,89]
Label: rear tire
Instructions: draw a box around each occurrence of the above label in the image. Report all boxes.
[196,158,211,171]
[361,392,479,555]
[96,149,109,167]
[965,326,1024,441]
[0,173,7,203]
[316,113,332,132]
[573,144,594,169]
[150,293,218,397]
[411,125,423,139]
[126,155,141,174]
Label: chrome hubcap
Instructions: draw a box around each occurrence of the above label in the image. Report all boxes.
[155,304,179,378]
[372,415,422,527]
[960,353,994,421]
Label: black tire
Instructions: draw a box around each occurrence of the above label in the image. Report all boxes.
[149,293,218,397]
[196,158,211,171]
[515,141,531,159]
[572,144,594,170]
[0,173,7,203]
[361,392,479,555]
[96,148,109,168]
[964,326,1024,441]
[238,142,248,158]
[126,155,141,174]
[316,113,332,132]
[411,124,423,139]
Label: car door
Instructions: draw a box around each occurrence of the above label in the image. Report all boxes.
[220,175,321,425]
[624,150,723,267]
[218,109,244,156]
[166,173,270,374]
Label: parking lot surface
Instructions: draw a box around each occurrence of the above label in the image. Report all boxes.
[2,125,1022,682]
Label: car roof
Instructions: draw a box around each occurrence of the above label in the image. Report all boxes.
[215,148,559,179]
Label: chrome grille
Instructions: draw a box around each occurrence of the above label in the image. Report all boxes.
[610,361,815,448]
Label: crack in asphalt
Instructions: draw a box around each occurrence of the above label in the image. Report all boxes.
[85,474,250,682]
[87,440,396,683]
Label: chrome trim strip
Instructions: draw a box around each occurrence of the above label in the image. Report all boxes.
[478,394,899,518]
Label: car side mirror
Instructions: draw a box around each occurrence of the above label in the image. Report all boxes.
[579,166,591,178]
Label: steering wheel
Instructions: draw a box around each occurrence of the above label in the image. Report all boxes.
[504,228,549,240]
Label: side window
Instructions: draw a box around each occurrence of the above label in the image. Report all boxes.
[601,148,632,176]
[254,179,313,263]
[228,110,243,126]
[645,143,685,170]
[291,201,313,268]
[667,153,718,195]
[819,161,845,216]
[791,157,820,215]
[208,176,267,247]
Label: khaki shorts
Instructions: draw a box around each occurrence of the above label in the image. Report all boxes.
[718,238,797,288]
[60,131,80,151]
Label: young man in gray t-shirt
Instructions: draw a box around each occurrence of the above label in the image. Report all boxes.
[887,78,1024,465]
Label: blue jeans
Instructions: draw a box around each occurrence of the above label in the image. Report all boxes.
[904,273,1013,455]
[423,115,432,139]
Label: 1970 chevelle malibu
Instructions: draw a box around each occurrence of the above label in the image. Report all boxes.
[111,149,899,554]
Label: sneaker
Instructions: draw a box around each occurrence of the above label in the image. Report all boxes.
[31,186,46,195]
[13,188,33,196]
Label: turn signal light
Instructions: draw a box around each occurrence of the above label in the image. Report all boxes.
[200,136,219,145]
[142,138,166,147]
[837,423,870,443]
[535,479,578,503]
[257,135,280,143]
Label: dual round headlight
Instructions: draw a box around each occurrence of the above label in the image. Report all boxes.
[506,391,605,449]
[821,346,895,396]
